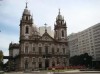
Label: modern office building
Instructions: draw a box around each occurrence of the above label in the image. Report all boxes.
[68,23,100,61]
[92,23,100,61]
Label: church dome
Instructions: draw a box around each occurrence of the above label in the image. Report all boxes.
[23,8,30,15]
[56,14,63,20]
[56,9,64,20]
[23,2,30,15]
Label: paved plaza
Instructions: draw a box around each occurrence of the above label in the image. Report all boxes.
[4,71,100,74]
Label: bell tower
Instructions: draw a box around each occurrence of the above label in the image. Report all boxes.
[54,9,67,42]
[19,2,34,70]
[20,2,33,40]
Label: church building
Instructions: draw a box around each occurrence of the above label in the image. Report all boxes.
[9,3,69,71]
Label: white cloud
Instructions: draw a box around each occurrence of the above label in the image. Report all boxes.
[1,0,100,56]
[0,33,18,48]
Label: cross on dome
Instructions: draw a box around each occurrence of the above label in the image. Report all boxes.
[25,1,28,8]
[59,8,60,15]
[44,23,47,32]
[23,0,30,15]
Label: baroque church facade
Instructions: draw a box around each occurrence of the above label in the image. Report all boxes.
[9,3,69,71]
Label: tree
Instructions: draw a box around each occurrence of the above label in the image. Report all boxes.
[0,50,3,62]
[0,50,3,70]
[69,53,92,68]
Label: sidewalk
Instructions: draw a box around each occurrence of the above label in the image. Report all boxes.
[81,71,100,73]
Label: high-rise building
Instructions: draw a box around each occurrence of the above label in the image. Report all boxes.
[68,33,78,57]
[92,23,100,61]
[68,23,100,61]
[8,3,69,71]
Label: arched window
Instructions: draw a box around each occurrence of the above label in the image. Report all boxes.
[26,16,28,20]
[52,48,54,54]
[25,26,29,34]
[25,46,28,54]
[57,58,59,64]
[25,60,28,69]
[39,58,42,62]
[33,47,35,52]
[52,62,55,66]
[62,30,64,37]
[39,47,42,54]
[33,58,35,63]
[63,58,66,65]
[57,48,59,52]
[45,46,48,54]
[63,48,65,54]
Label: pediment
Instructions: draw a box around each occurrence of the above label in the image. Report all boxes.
[40,32,54,41]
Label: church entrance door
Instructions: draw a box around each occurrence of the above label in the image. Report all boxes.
[52,62,55,67]
[45,59,49,69]
[25,61,28,70]
[39,62,42,68]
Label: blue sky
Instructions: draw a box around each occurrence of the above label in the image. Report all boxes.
[0,0,100,56]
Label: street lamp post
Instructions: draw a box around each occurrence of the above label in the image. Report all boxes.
[84,58,86,68]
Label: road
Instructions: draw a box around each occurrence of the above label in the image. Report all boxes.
[4,71,100,74]
[4,72,100,74]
